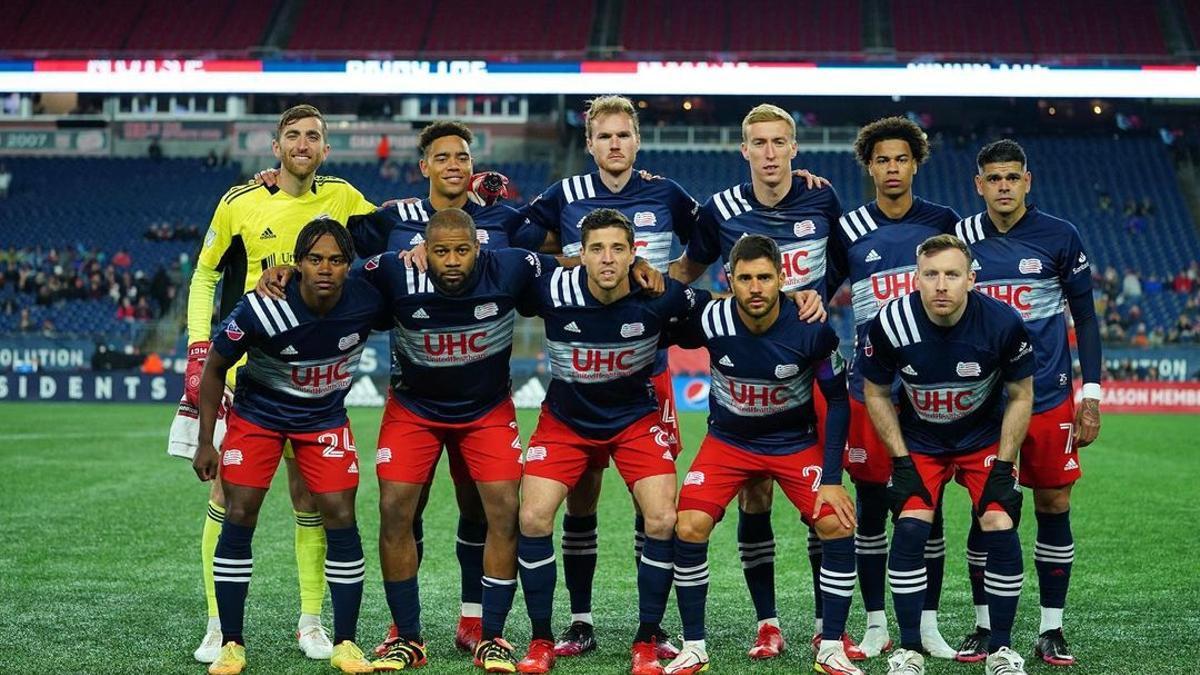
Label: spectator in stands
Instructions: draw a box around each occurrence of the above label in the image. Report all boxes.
[1149,327,1166,347]
[0,163,11,199]
[133,297,153,321]
[1144,274,1163,295]
[1174,268,1194,294]
[1132,324,1149,348]
[1102,265,1120,297]
[1139,196,1155,217]
[1121,268,1143,302]
[40,318,55,337]
[148,137,163,161]
[204,150,219,170]
[18,308,33,332]
[1170,314,1196,343]
[376,134,390,166]
[116,297,135,321]
[112,250,131,269]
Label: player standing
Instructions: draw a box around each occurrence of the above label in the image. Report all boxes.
[829,117,960,658]
[514,208,699,675]
[662,235,862,675]
[952,140,1102,666]
[173,104,376,663]
[860,234,1035,675]
[191,220,384,675]
[670,103,848,658]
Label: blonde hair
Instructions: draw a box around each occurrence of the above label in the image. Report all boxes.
[585,95,639,138]
[741,103,795,142]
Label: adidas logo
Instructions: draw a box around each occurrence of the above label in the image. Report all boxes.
[259,227,276,240]
[718,355,735,367]
[1064,457,1079,471]
[901,365,918,376]
[971,260,981,271]
[865,249,881,263]
[280,345,298,356]
[412,308,429,319]
[564,321,582,334]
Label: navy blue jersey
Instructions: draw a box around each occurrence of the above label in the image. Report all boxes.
[211,275,386,432]
[955,208,1094,412]
[832,198,960,401]
[530,271,704,439]
[859,291,1036,455]
[521,170,700,272]
[348,198,544,258]
[674,295,846,456]
[359,248,557,423]
[686,176,845,295]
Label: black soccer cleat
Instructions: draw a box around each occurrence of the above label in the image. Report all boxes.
[553,621,598,657]
[955,625,991,663]
[1033,628,1076,666]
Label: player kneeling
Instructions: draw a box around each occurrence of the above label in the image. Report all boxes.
[664,235,862,675]
[192,220,388,674]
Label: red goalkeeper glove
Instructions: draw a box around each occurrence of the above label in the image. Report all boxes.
[183,341,210,409]
[469,171,510,206]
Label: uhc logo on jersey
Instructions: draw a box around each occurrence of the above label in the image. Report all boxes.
[905,374,997,423]
[871,270,918,303]
[225,319,244,342]
[633,211,657,227]
[291,355,356,393]
[978,283,1034,312]
[1018,258,1043,274]
[793,220,816,237]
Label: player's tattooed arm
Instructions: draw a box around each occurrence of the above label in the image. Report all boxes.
[193,349,235,482]
[1074,397,1100,448]
[255,265,295,300]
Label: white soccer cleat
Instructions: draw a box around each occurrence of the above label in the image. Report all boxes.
[297,617,334,660]
[919,612,956,659]
[858,624,893,658]
[887,648,926,675]
[815,641,864,675]
[985,646,1027,675]
[194,619,223,663]
[664,640,709,674]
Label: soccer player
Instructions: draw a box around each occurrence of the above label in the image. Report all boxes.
[662,235,862,675]
[829,116,961,658]
[952,139,1102,666]
[514,208,700,675]
[191,220,385,675]
[859,234,1035,675]
[516,95,699,659]
[670,102,848,658]
[173,104,376,663]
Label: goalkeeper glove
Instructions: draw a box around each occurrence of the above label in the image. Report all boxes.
[469,171,510,206]
[183,341,210,409]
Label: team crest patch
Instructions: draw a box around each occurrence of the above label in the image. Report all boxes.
[475,302,500,320]
[338,333,361,351]
[620,322,645,338]
[525,446,548,462]
[634,211,657,227]
[684,471,706,486]
[793,220,816,237]
[222,449,243,466]
[774,363,800,379]
[847,447,868,464]
[477,230,491,244]
[365,254,381,271]
[376,448,392,464]
[956,361,982,377]
[225,319,244,342]
[1018,258,1043,274]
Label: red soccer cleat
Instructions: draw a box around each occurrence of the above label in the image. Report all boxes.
[631,640,665,675]
[654,632,680,661]
[811,632,865,661]
[456,615,483,653]
[517,639,556,674]
[748,623,786,660]
[373,623,399,657]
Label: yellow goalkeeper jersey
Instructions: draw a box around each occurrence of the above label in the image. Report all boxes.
[188,176,375,343]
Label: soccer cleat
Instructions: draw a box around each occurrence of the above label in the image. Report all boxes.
[985,646,1027,674]
[298,619,334,659]
[457,615,483,653]
[857,624,893,659]
[886,648,926,675]
[207,642,246,675]
[331,641,375,673]
[920,625,957,659]
[194,622,223,663]
[1033,629,1076,666]
[631,639,665,675]
[747,623,785,660]
[517,639,556,673]
[474,637,518,673]
[814,641,865,675]
[374,624,400,657]
[955,626,991,663]
[553,621,598,657]
[373,637,428,671]
[810,632,865,660]
[663,642,708,674]
[653,628,680,660]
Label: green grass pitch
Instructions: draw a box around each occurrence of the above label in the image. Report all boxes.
[2,404,1197,673]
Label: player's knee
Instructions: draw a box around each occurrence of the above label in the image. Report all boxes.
[978,509,1014,532]
[641,507,677,539]
[814,515,853,541]
[737,480,773,513]
[675,512,712,543]
[1033,486,1071,514]
[224,501,258,527]
[519,503,554,537]
[455,482,487,521]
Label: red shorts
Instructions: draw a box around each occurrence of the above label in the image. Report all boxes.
[586,370,681,471]
[523,408,676,489]
[375,397,522,485]
[1019,397,1082,489]
[844,397,894,485]
[220,410,359,494]
[678,435,837,526]
[906,444,1011,514]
